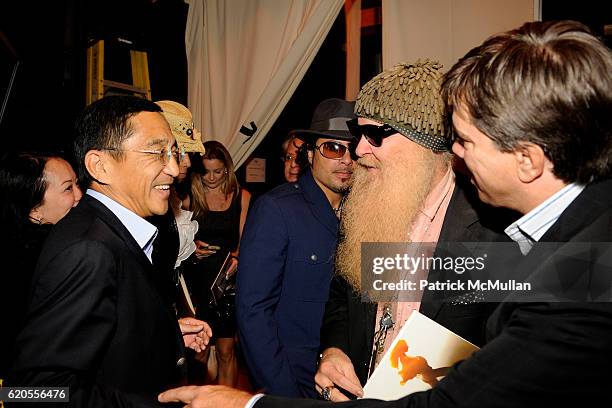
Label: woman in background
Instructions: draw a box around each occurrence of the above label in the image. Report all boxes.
[0,152,82,377]
[152,100,212,354]
[186,140,251,386]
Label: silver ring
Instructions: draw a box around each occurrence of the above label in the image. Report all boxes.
[321,386,334,401]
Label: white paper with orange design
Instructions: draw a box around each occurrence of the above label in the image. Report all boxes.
[362,311,479,400]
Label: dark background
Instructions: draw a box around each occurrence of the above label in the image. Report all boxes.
[0,0,609,194]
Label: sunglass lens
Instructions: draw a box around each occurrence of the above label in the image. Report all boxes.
[364,133,383,147]
[321,142,347,159]
[347,119,385,147]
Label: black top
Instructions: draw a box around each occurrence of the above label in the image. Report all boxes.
[0,223,53,378]
[186,189,241,313]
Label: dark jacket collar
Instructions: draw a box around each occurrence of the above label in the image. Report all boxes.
[539,179,612,243]
[81,194,155,272]
[297,168,339,235]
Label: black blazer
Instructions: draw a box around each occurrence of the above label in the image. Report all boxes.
[319,176,512,385]
[256,179,612,408]
[10,194,186,407]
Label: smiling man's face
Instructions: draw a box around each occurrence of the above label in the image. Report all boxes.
[104,111,179,217]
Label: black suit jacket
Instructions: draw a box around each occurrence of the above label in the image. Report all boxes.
[320,176,512,384]
[256,179,612,407]
[10,194,186,407]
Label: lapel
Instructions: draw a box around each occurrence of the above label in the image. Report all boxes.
[420,182,473,319]
[83,195,154,272]
[539,180,612,243]
[421,176,516,319]
[488,180,612,338]
[297,169,339,236]
[82,195,180,326]
[513,180,612,300]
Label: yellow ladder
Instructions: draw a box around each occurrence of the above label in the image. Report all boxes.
[86,39,151,105]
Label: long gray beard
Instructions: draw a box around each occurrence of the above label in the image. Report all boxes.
[335,153,437,293]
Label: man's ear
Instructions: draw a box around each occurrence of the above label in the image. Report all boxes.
[29,206,43,224]
[85,150,111,185]
[514,143,547,183]
[307,149,314,166]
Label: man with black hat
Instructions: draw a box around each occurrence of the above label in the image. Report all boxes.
[235,98,354,398]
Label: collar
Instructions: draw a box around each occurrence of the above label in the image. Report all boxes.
[297,168,339,234]
[86,189,158,259]
[504,183,585,255]
[421,167,455,221]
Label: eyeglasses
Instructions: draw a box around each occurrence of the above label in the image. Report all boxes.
[104,144,184,164]
[346,118,397,147]
[282,154,297,162]
[315,141,351,160]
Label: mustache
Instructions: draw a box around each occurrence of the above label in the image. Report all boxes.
[356,156,381,170]
[333,167,354,174]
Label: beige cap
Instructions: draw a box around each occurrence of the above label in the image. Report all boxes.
[355,59,448,152]
[155,100,206,155]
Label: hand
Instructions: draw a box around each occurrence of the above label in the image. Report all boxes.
[159,385,253,408]
[194,240,216,259]
[314,347,363,401]
[225,257,238,279]
[178,317,212,353]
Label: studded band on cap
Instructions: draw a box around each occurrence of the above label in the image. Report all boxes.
[355,59,449,152]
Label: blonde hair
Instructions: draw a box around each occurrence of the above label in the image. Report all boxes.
[190,141,239,220]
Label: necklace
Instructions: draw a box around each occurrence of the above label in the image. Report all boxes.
[332,196,347,218]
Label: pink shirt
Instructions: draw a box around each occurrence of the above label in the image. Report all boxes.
[372,168,455,368]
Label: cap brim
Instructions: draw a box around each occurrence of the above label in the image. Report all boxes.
[289,129,354,142]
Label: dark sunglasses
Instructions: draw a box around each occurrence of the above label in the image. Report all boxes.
[346,118,397,147]
[315,141,352,160]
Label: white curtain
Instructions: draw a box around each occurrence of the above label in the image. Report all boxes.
[185,0,344,168]
[382,0,535,72]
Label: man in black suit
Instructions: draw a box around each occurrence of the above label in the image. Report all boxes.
[313,60,511,401]
[158,20,612,408]
[10,96,210,407]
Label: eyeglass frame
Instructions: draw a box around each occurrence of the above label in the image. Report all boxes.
[346,118,397,147]
[282,138,304,162]
[103,143,186,164]
[281,153,298,163]
[313,140,353,160]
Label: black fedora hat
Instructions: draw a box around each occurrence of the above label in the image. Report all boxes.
[289,98,355,142]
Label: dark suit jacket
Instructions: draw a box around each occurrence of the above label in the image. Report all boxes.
[10,194,186,407]
[237,169,339,398]
[320,176,511,385]
[256,179,612,407]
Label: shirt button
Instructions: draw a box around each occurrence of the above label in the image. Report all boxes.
[310,254,318,261]
[176,357,186,367]
[294,184,299,189]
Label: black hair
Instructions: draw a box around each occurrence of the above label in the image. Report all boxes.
[0,152,52,231]
[443,20,612,183]
[72,95,162,188]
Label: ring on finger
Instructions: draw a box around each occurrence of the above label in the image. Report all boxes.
[321,386,334,401]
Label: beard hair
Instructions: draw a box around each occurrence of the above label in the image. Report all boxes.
[335,150,437,293]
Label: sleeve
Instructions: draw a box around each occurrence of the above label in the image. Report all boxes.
[319,275,351,353]
[255,302,612,408]
[10,240,166,408]
[236,194,301,397]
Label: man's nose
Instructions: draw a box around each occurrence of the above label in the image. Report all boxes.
[73,185,83,204]
[339,145,353,165]
[165,155,180,177]
[354,135,372,158]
